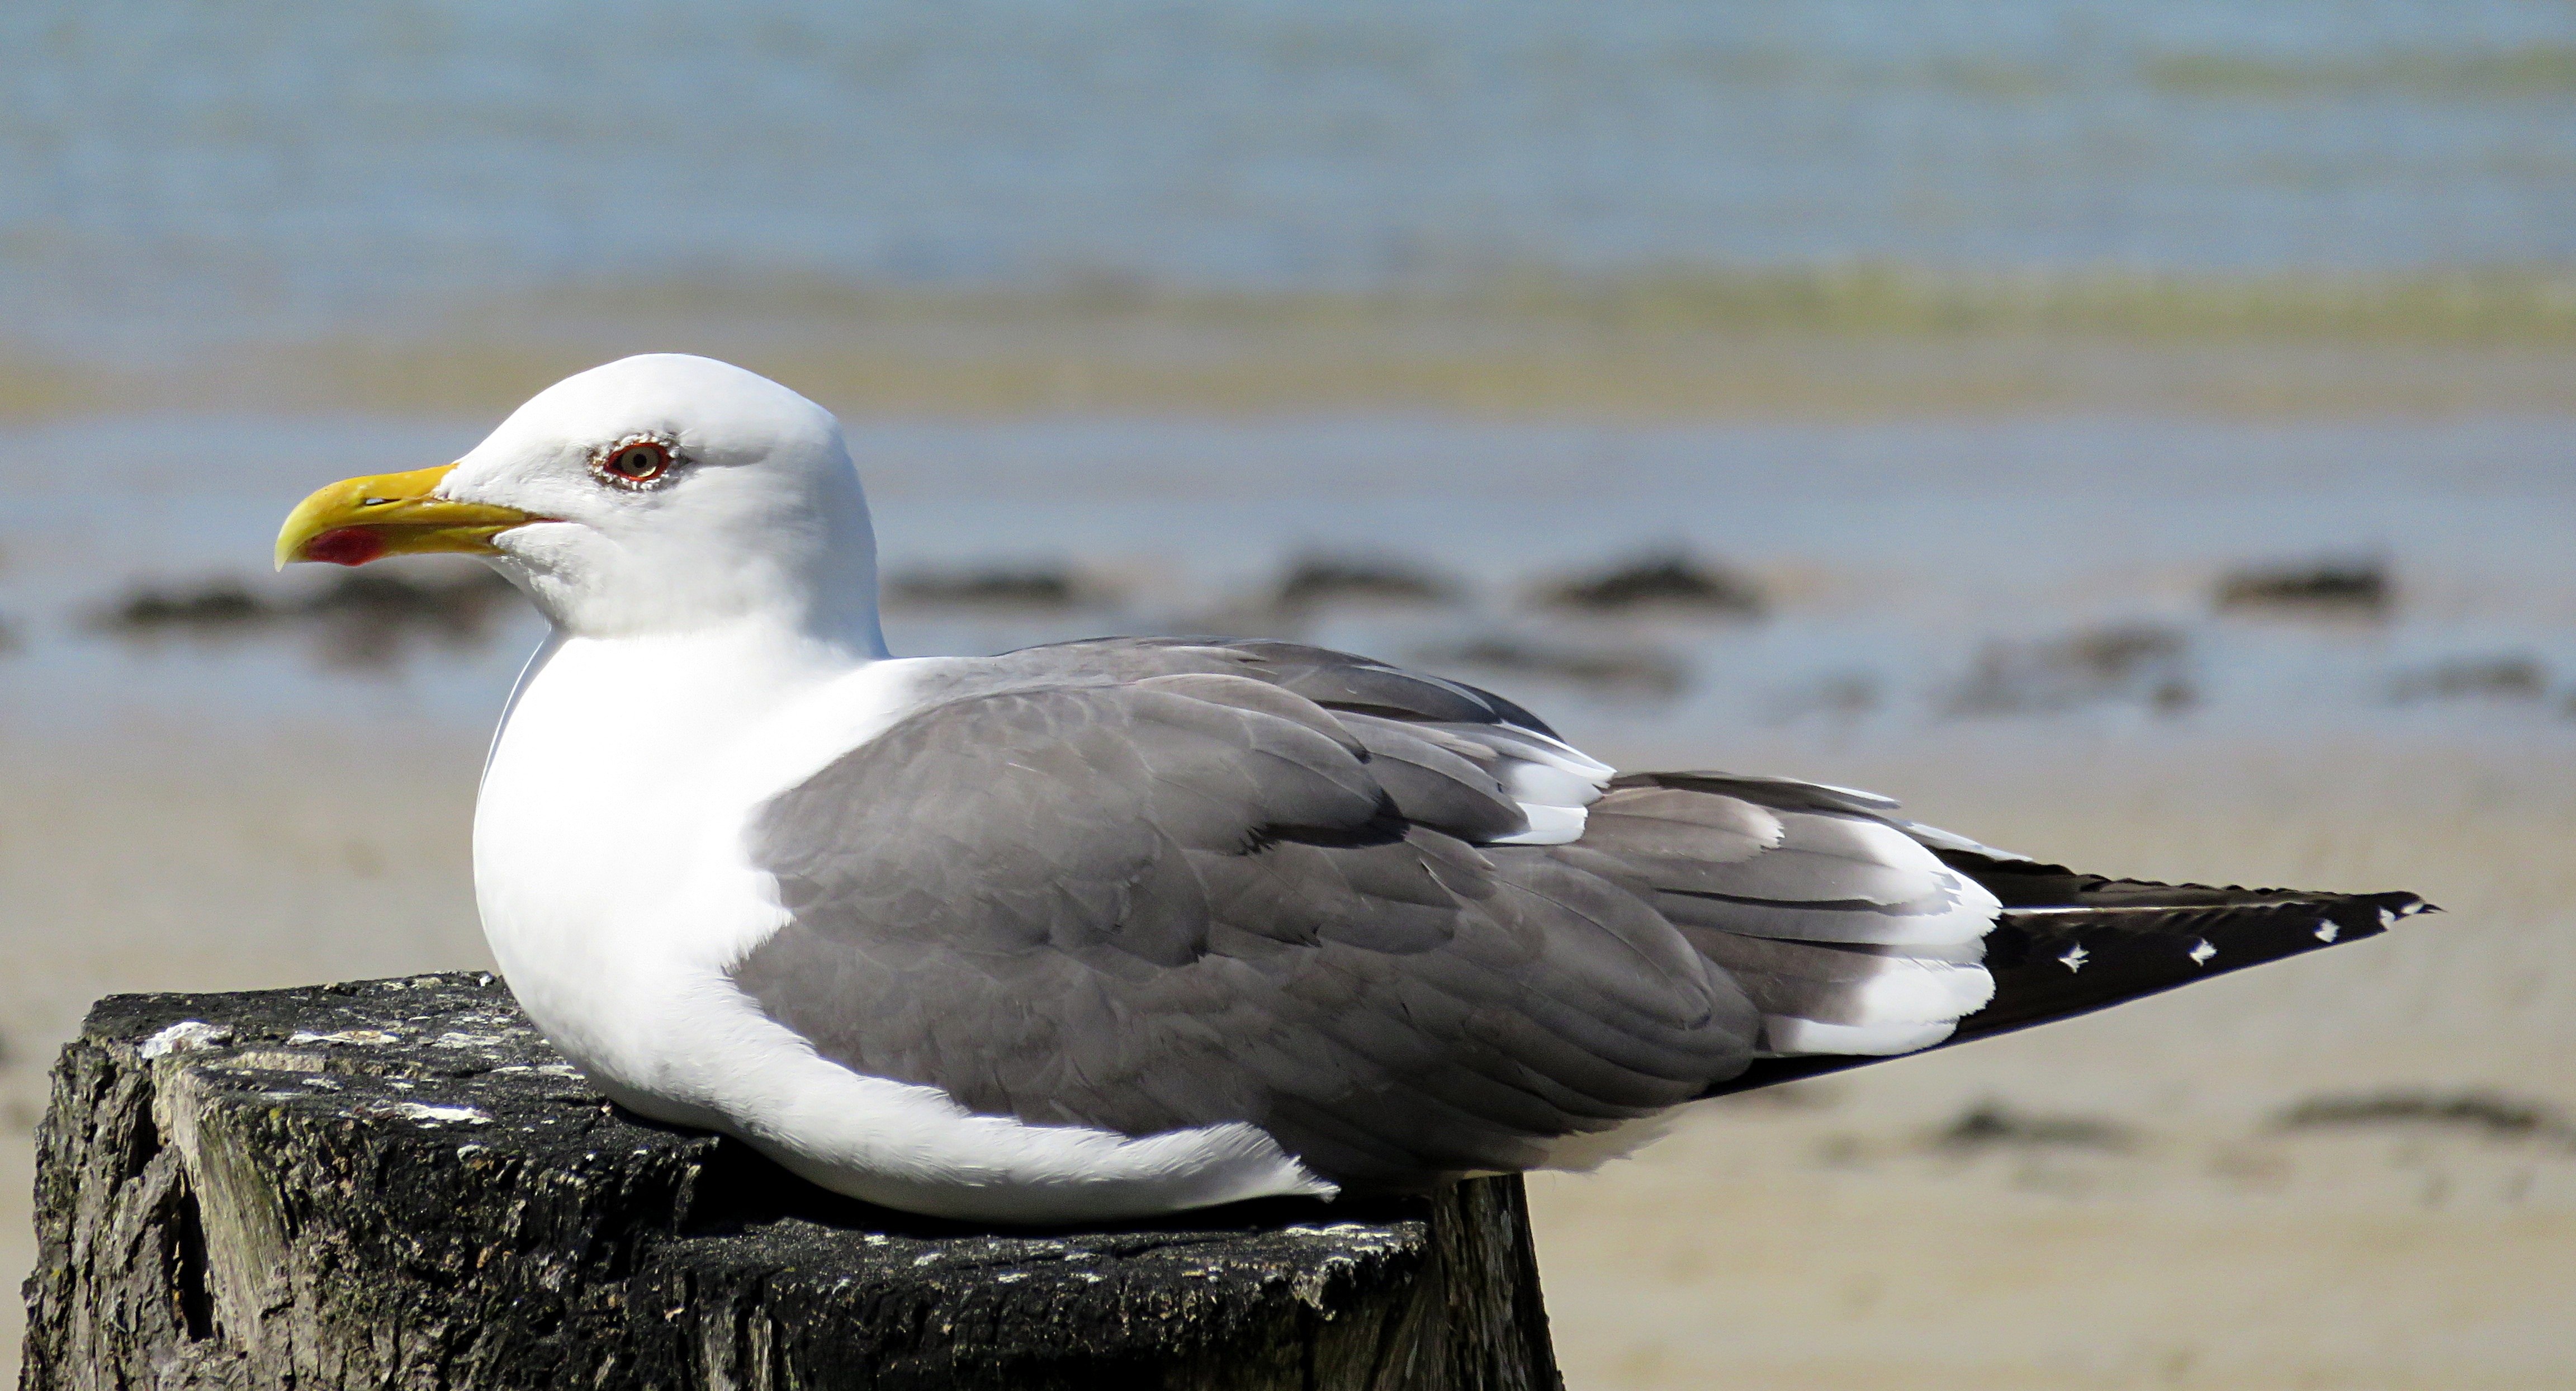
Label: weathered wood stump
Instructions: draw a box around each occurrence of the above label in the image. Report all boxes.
[20,973,1560,1389]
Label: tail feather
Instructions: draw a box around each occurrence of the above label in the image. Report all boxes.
[1702,851,2432,1098]
[1583,773,2010,1057]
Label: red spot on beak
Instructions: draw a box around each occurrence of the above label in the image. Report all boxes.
[305,527,387,566]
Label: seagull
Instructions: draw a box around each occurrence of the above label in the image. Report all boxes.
[276,354,2423,1224]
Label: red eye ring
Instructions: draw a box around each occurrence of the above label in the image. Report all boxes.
[597,439,674,486]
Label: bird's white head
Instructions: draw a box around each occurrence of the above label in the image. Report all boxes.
[276,354,887,654]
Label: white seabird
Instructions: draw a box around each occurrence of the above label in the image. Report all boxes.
[274,354,2421,1224]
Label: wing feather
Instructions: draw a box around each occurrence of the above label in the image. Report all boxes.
[739,641,2022,1186]
[736,674,1756,1189]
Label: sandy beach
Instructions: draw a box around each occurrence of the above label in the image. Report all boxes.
[7,716,2569,1387]
[1534,730,2576,1390]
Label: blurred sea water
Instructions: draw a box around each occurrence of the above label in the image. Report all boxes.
[7,0,2576,352]
[4,0,2563,834]
[5,410,2571,751]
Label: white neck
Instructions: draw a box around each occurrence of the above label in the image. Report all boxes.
[474,617,926,1086]
[490,616,875,781]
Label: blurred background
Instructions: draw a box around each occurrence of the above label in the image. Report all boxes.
[5,3,2574,1386]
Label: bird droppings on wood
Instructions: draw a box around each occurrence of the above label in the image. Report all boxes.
[285,1027,403,1046]
[140,1019,236,1057]
[22,972,1563,1390]
[352,1099,494,1126]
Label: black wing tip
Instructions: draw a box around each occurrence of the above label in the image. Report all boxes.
[1933,847,2432,914]
[1931,876,2429,1064]
[1695,878,2432,1103]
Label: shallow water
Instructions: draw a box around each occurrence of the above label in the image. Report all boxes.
[8,0,2575,352]
[8,410,2571,751]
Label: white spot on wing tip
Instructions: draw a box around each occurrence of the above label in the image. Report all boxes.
[2058,944,2089,973]
[2187,939,2216,966]
[2314,920,2340,943]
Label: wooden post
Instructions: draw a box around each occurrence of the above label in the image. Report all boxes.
[20,973,1560,1390]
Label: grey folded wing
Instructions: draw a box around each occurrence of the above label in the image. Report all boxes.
[731,669,1759,1191]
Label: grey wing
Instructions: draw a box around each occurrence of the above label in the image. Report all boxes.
[937,635,1566,736]
[907,636,1620,841]
[732,673,1760,1190]
[736,636,2409,1182]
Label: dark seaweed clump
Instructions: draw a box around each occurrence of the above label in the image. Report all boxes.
[1936,1102,2133,1152]
[96,567,524,669]
[1537,552,1763,617]
[1421,635,1688,696]
[1272,554,1456,609]
[2275,1091,2574,1146]
[884,565,1090,609]
[108,581,267,628]
[2215,559,2390,618]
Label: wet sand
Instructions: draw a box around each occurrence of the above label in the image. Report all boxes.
[1535,730,2576,1390]
[10,321,2576,424]
[6,723,2569,1387]
[0,725,489,1374]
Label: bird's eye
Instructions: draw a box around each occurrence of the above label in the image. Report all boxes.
[599,441,673,485]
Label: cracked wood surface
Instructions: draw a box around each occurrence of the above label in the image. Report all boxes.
[18,973,1560,1390]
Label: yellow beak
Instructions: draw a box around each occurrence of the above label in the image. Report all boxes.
[274,464,539,570]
